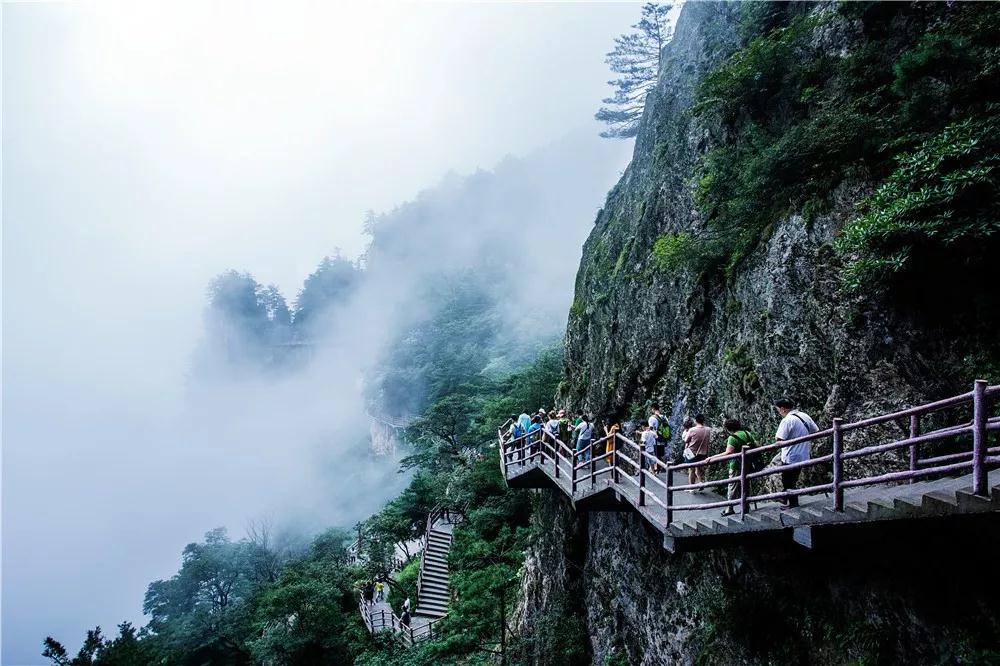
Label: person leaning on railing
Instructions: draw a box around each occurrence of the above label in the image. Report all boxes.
[774,398,818,508]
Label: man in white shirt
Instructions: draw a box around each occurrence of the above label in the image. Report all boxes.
[774,398,818,508]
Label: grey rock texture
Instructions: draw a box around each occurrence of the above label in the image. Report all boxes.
[517,2,1000,663]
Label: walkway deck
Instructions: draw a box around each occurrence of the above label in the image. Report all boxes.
[501,381,1000,552]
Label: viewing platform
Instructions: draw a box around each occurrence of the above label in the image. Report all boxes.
[499,381,1000,552]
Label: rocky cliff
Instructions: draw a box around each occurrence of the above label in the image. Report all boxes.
[517,2,1000,663]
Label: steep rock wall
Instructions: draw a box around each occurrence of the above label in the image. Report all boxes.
[518,2,1000,663]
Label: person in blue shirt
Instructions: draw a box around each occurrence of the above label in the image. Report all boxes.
[527,415,543,461]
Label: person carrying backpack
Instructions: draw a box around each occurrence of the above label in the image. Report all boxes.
[650,403,673,464]
[716,418,758,516]
[508,414,523,442]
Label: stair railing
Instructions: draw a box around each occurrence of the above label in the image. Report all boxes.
[500,380,999,527]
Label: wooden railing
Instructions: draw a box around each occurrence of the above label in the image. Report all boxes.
[357,597,437,646]
[499,381,1000,526]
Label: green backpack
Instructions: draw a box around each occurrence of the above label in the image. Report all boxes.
[657,420,672,442]
[731,431,765,471]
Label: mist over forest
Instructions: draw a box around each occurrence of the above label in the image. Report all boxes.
[4,108,628,662]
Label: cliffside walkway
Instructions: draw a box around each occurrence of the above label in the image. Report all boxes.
[499,381,1000,552]
[358,507,460,646]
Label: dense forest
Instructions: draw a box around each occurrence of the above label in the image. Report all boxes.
[44,1,1000,664]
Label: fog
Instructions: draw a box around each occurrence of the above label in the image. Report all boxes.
[3,2,639,663]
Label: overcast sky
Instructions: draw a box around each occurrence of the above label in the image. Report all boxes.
[2,2,650,663]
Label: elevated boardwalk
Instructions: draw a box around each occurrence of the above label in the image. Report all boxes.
[500,381,1000,552]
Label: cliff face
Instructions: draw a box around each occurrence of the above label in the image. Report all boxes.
[517,2,1000,663]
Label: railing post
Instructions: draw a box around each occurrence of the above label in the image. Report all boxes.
[553,434,560,479]
[664,463,672,525]
[972,379,988,496]
[571,454,577,493]
[638,457,646,507]
[908,414,919,483]
[739,446,749,515]
[832,417,844,511]
[612,438,619,483]
[590,440,596,487]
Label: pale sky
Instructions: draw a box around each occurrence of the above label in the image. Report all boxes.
[2,2,652,663]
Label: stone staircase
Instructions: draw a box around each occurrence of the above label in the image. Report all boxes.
[413,509,459,625]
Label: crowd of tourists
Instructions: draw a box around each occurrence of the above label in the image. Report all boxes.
[505,398,819,516]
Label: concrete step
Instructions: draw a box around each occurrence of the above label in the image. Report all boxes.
[420,588,450,601]
[419,596,449,610]
[425,548,449,561]
[922,490,961,514]
[954,489,994,511]
[416,606,447,619]
[423,558,449,572]
[420,578,449,593]
[417,598,449,613]
[421,567,449,582]
[864,497,898,520]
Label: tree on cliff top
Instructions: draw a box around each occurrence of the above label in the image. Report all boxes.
[595,2,673,139]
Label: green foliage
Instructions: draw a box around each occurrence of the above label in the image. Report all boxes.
[43,623,153,666]
[838,113,1000,291]
[652,232,703,273]
[387,557,421,612]
[292,252,360,331]
[692,2,1000,285]
[248,530,365,665]
[596,3,674,138]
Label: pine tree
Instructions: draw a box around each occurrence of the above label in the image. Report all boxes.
[595,3,673,139]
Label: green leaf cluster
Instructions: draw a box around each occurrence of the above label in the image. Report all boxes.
[691,2,1000,284]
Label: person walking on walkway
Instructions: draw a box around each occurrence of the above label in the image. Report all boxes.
[507,414,521,442]
[574,412,594,462]
[517,411,532,438]
[375,581,385,602]
[640,422,658,475]
[716,418,757,516]
[648,404,665,472]
[527,414,543,460]
[545,410,561,453]
[682,414,712,487]
[774,398,818,508]
[403,596,411,614]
